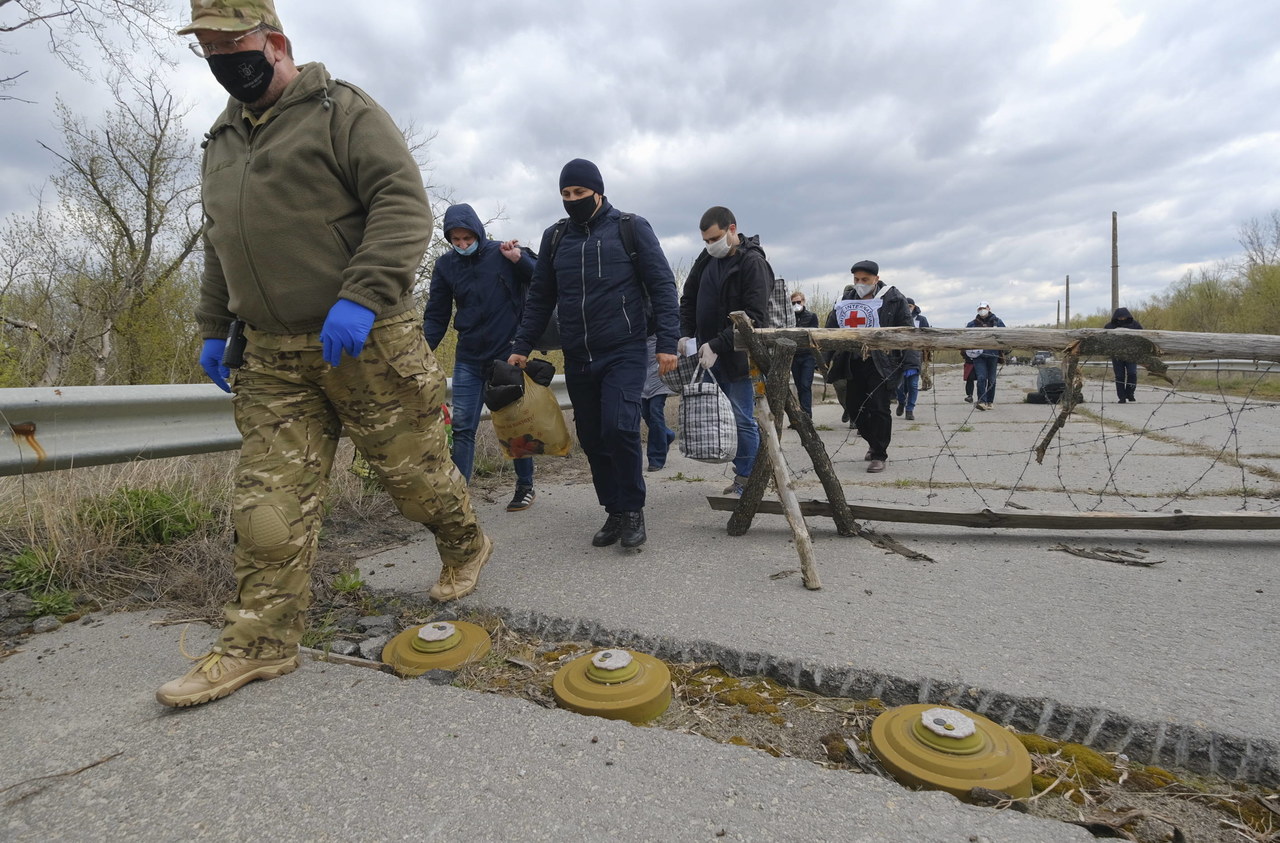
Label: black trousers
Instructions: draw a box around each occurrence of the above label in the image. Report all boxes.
[847,360,894,460]
[791,353,817,417]
[564,342,647,514]
[1112,358,1137,400]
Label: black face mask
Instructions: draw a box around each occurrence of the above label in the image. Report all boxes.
[563,195,598,225]
[207,51,275,104]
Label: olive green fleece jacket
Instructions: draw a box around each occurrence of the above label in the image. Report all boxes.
[195,62,432,339]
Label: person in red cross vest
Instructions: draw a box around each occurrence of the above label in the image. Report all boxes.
[822,260,912,473]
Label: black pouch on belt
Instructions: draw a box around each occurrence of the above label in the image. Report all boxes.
[222,319,247,369]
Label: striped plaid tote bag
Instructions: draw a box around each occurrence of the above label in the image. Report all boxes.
[678,366,737,463]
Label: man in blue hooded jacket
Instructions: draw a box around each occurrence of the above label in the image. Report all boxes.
[509,159,679,549]
[425,203,538,511]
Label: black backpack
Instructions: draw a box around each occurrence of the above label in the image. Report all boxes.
[532,213,652,351]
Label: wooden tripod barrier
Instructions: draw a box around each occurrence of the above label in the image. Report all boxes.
[727,312,859,539]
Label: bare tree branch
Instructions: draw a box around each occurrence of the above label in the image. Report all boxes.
[2,0,175,99]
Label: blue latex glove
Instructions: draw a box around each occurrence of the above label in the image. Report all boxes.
[199,338,231,393]
[905,368,919,378]
[320,299,376,367]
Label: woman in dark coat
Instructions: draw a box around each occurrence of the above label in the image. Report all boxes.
[1103,307,1143,403]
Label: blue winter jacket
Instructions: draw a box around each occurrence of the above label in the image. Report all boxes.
[423,203,536,364]
[511,199,680,360]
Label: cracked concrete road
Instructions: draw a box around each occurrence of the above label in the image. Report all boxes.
[359,367,1279,784]
[0,611,1090,842]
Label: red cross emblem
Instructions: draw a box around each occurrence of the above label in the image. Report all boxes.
[843,309,869,328]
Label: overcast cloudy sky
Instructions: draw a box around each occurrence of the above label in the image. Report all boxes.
[3,0,1279,328]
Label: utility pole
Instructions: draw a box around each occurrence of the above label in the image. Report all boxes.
[1111,211,1120,313]
[1065,275,1070,328]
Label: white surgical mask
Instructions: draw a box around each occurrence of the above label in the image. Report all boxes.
[705,232,732,259]
[977,308,990,318]
[853,283,874,298]
[792,302,804,313]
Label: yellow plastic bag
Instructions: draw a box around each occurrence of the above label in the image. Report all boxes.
[491,373,571,459]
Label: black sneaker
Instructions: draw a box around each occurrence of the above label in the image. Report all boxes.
[620,511,646,549]
[964,395,973,403]
[506,484,535,512]
[904,410,914,420]
[895,403,905,417]
[592,514,623,547]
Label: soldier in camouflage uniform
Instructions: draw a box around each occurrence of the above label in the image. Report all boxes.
[158,0,491,708]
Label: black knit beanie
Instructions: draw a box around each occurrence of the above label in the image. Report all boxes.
[559,158,604,194]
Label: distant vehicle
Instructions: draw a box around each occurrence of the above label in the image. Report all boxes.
[1032,350,1054,366]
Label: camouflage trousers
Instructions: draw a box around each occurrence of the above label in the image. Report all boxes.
[217,310,483,660]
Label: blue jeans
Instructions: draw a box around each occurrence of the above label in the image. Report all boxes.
[450,359,533,486]
[643,394,675,468]
[711,365,760,478]
[790,353,817,417]
[565,342,647,513]
[972,355,998,404]
[895,372,919,412]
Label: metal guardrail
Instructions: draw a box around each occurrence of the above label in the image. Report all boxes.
[1077,359,1280,374]
[0,377,571,477]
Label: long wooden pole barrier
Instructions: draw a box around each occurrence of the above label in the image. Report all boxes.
[739,326,1280,363]
[707,498,1280,532]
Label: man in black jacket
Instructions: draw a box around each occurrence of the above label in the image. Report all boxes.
[824,260,912,473]
[790,290,820,418]
[679,206,771,496]
[509,159,679,549]
[1104,307,1144,402]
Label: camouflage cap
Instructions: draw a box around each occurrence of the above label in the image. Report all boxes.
[177,0,282,35]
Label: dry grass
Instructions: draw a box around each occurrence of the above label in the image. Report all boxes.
[0,442,412,614]
[0,415,571,619]
[2,455,232,606]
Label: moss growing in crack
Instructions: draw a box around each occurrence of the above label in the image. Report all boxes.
[1016,733,1119,785]
[819,731,850,763]
[680,666,789,715]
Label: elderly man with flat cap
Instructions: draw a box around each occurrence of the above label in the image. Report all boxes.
[159,0,490,708]
[823,260,912,472]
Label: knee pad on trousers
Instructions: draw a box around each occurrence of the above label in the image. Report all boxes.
[386,465,462,524]
[233,502,303,565]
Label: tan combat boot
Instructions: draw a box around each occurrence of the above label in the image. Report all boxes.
[429,534,494,602]
[156,650,300,708]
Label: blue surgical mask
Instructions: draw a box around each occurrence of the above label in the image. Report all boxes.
[453,242,478,256]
